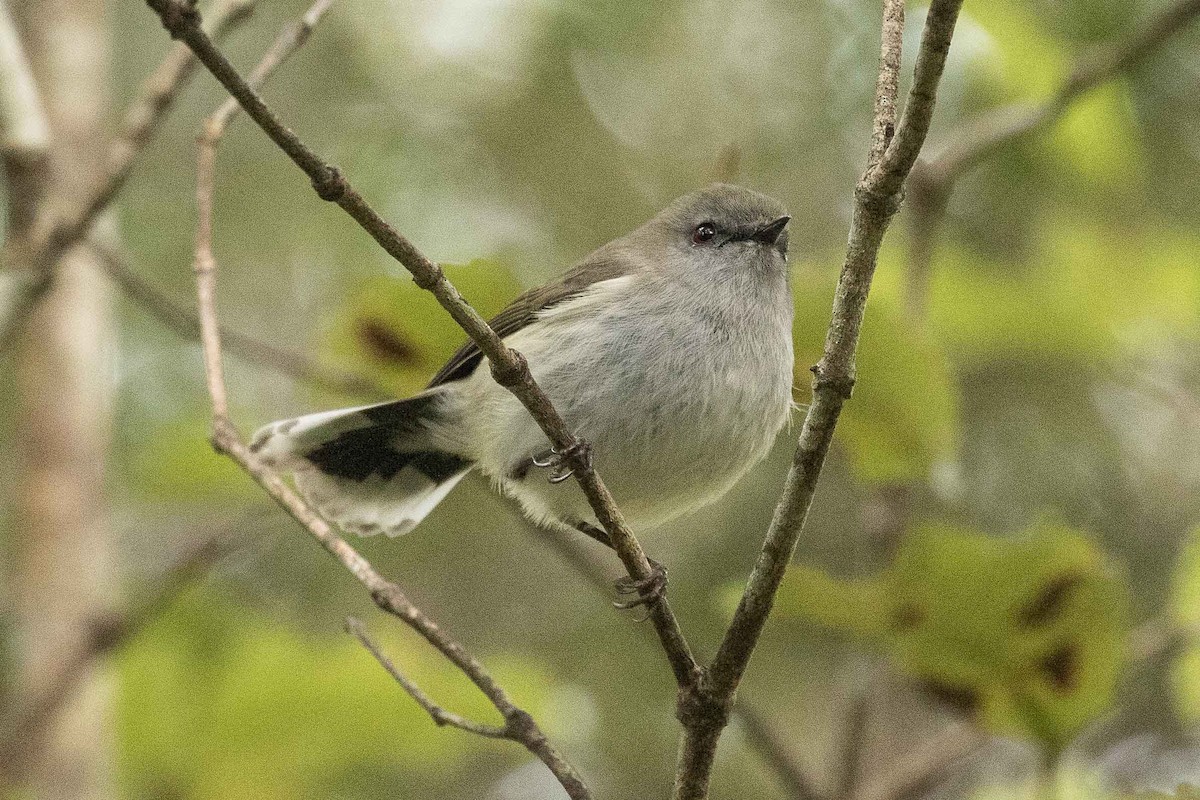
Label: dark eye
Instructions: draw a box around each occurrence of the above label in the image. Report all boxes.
[692,222,717,244]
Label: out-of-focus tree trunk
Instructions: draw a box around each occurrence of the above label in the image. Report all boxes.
[11,0,116,796]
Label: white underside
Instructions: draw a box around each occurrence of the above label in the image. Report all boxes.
[456,271,794,532]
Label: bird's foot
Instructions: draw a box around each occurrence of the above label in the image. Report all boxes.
[613,558,669,612]
[530,440,592,484]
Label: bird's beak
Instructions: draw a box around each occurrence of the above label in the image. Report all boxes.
[751,216,790,246]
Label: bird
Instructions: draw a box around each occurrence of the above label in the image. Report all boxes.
[250,183,795,601]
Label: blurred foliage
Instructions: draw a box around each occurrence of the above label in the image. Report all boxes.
[770,522,1130,752]
[793,265,959,483]
[1,0,1199,797]
[1170,527,1200,724]
[321,260,523,397]
[1125,787,1200,800]
[116,587,561,799]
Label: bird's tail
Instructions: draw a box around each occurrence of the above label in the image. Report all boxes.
[249,387,472,537]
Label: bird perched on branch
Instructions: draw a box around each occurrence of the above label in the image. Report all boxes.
[251,183,795,603]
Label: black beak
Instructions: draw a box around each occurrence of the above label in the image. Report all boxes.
[751,216,790,246]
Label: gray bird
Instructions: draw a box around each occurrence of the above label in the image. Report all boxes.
[251,183,795,585]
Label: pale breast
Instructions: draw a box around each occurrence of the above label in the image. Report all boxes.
[462,271,794,530]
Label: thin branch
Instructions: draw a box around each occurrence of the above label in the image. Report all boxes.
[868,0,905,170]
[0,526,239,790]
[0,0,52,351]
[35,0,257,269]
[735,703,824,800]
[834,687,872,800]
[671,3,966,798]
[905,0,1200,316]
[853,723,985,800]
[209,422,592,797]
[175,5,592,797]
[520,517,827,800]
[0,0,257,355]
[144,0,699,688]
[90,240,390,399]
[346,617,512,740]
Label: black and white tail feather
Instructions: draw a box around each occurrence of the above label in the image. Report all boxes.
[249,388,473,537]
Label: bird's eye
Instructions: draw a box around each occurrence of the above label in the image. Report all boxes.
[692,222,717,244]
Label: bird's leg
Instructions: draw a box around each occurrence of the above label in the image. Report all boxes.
[573,521,669,611]
[530,440,592,484]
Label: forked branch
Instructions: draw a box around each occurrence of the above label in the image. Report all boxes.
[670,2,965,798]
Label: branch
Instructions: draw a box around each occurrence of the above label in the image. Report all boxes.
[0,526,238,790]
[201,440,593,797]
[853,723,985,800]
[734,703,824,800]
[671,3,965,798]
[174,5,592,797]
[905,0,1200,316]
[90,240,390,399]
[522,519,825,800]
[867,0,905,171]
[834,685,872,800]
[35,0,257,269]
[0,0,52,350]
[0,0,256,355]
[347,617,516,740]
[144,0,699,688]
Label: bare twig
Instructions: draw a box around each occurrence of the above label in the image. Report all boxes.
[175,5,592,797]
[835,688,872,800]
[670,3,966,798]
[853,723,985,800]
[0,0,256,354]
[0,527,238,790]
[735,703,824,800]
[0,0,52,350]
[347,617,515,740]
[144,0,699,689]
[89,221,388,399]
[523,519,826,800]
[35,0,257,269]
[209,425,592,797]
[904,0,1200,316]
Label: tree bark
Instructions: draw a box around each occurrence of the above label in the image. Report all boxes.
[11,0,116,795]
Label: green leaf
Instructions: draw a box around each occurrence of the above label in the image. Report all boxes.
[774,564,892,638]
[776,521,1130,751]
[320,259,524,398]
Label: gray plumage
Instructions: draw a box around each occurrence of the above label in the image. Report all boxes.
[250,183,795,538]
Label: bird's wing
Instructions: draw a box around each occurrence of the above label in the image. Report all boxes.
[427,249,632,387]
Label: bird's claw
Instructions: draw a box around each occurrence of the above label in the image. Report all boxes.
[530,441,592,485]
[613,559,669,614]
